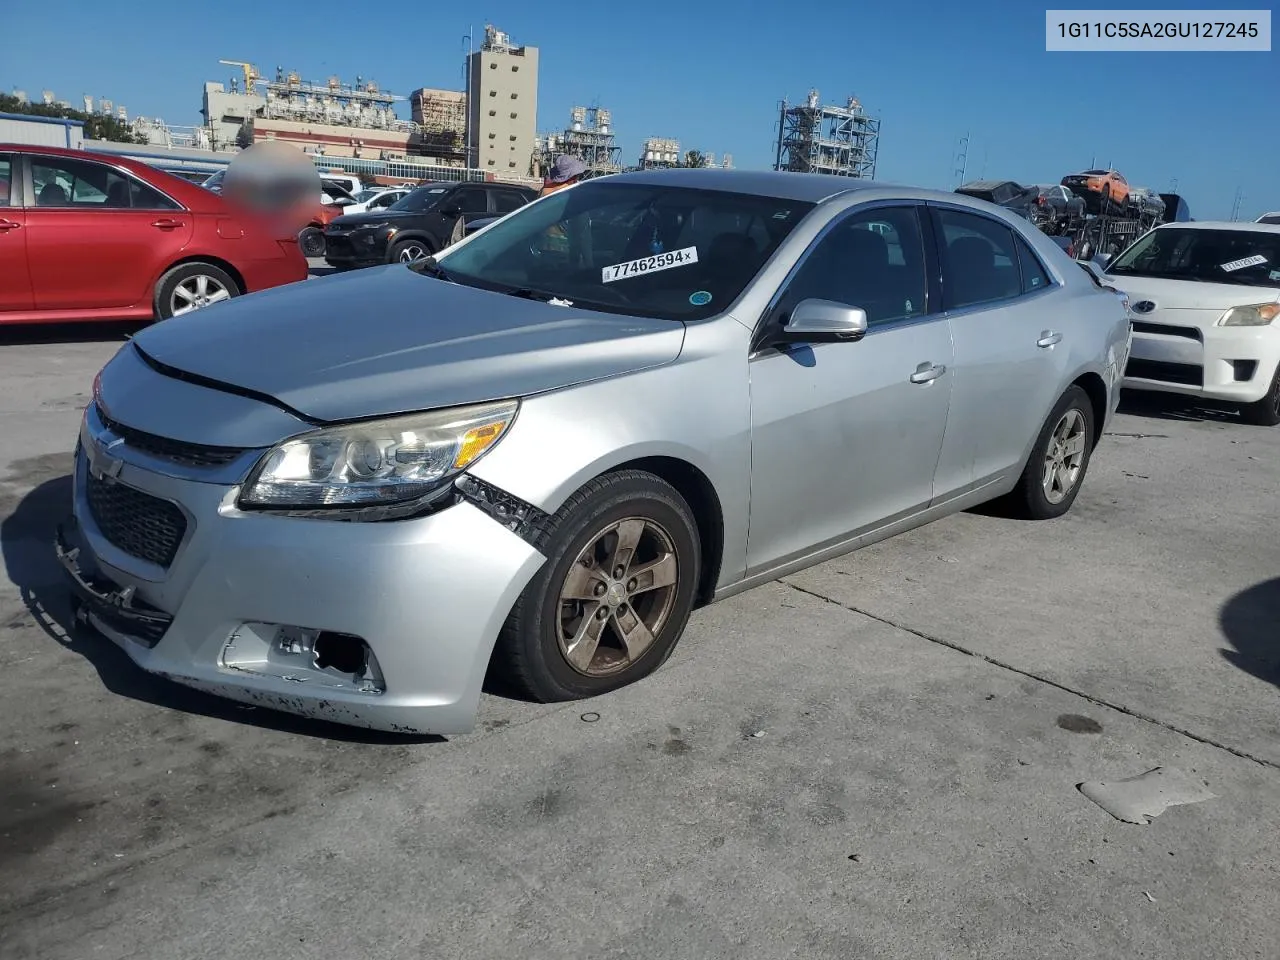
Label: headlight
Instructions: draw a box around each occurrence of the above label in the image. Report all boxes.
[1219,303,1280,326]
[239,399,518,511]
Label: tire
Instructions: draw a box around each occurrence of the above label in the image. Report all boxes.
[297,226,325,258]
[493,470,702,703]
[1239,363,1280,426]
[1005,385,1096,520]
[389,238,432,264]
[1099,186,1112,216]
[153,262,241,321]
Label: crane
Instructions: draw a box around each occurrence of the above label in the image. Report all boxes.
[218,60,261,92]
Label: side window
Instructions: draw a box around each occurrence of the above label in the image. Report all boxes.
[127,178,180,210]
[781,206,929,326]
[936,208,1023,310]
[492,189,528,214]
[31,156,178,210]
[0,155,10,207]
[452,188,487,214]
[371,193,395,209]
[1014,235,1053,293]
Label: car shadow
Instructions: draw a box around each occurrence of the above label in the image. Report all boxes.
[1219,578,1280,689]
[1117,389,1241,424]
[0,321,145,346]
[1,471,441,745]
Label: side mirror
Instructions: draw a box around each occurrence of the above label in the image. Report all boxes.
[781,299,868,343]
[1094,253,1113,269]
[439,205,461,218]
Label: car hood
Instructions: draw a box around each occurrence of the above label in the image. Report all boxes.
[1103,274,1280,313]
[131,265,687,423]
[330,209,424,228]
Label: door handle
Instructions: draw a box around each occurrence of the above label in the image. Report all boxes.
[0,219,21,231]
[1037,330,1063,348]
[910,362,946,384]
[151,218,183,230]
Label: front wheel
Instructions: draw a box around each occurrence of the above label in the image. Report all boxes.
[1006,385,1096,520]
[390,238,432,264]
[297,226,326,258]
[493,470,701,702]
[1239,364,1280,426]
[153,262,241,320]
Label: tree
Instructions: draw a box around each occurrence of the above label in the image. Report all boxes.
[683,150,706,169]
[0,92,143,143]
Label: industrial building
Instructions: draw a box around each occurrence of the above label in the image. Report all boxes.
[466,25,539,176]
[774,89,880,178]
[535,105,622,177]
[639,137,680,169]
[410,88,467,161]
[0,110,84,149]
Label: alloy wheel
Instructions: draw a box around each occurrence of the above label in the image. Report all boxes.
[1042,408,1087,504]
[398,243,428,263]
[170,275,230,317]
[556,517,680,677]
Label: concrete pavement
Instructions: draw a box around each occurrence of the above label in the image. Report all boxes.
[1,325,1276,959]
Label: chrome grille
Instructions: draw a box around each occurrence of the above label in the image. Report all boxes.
[85,473,188,568]
[96,403,244,467]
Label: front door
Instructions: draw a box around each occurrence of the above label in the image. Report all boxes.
[0,152,32,312]
[747,203,954,574]
[928,205,1073,497]
[24,153,194,311]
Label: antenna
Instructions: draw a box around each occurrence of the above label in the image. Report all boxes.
[1230,186,1244,221]
[952,131,969,187]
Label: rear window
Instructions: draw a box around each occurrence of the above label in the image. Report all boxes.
[1108,227,1280,287]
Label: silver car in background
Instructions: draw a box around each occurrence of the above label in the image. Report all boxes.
[58,170,1131,734]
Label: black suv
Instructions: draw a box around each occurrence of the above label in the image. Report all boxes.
[323,180,537,269]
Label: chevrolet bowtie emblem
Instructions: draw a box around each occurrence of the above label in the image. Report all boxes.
[90,437,125,480]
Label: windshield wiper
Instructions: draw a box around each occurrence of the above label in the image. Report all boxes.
[506,286,574,307]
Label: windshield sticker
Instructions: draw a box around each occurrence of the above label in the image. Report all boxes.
[772,210,793,220]
[602,246,698,284]
[689,290,713,306]
[428,188,446,193]
[1220,254,1267,272]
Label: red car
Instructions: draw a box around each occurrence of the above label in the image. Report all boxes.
[0,144,309,325]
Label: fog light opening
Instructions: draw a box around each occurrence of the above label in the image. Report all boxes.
[313,631,386,694]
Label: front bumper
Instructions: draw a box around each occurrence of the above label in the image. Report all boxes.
[1123,323,1280,404]
[323,231,391,267]
[62,427,546,734]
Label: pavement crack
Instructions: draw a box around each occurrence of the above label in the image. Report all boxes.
[781,579,1280,771]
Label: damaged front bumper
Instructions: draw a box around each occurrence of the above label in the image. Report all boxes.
[60,433,547,735]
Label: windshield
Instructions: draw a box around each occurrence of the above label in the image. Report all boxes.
[353,188,382,202]
[434,181,815,320]
[1108,227,1280,288]
[1259,214,1280,225]
[388,185,450,212]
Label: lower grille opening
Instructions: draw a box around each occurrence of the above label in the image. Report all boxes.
[85,473,188,568]
[1125,358,1203,387]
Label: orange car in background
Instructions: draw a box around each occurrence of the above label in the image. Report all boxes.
[1061,169,1131,214]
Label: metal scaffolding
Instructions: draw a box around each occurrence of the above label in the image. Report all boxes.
[410,88,467,160]
[535,105,622,175]
[774,89,880,178]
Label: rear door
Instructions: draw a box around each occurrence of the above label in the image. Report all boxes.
[24,153,194,311]
[928,204,1072,498]
[0,152,33,312]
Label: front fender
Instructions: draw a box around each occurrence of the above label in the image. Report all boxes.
[466,319,753,589]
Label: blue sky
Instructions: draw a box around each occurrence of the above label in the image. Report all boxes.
[7,0,1276,219]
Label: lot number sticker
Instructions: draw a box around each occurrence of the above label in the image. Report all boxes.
[1220,254,1268,272]
[602,246,698,284]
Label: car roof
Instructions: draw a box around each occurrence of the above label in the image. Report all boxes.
[578,168,969,205]
[1155,220,1280,234]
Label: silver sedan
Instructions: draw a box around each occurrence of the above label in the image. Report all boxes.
[59,170,1132,734]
